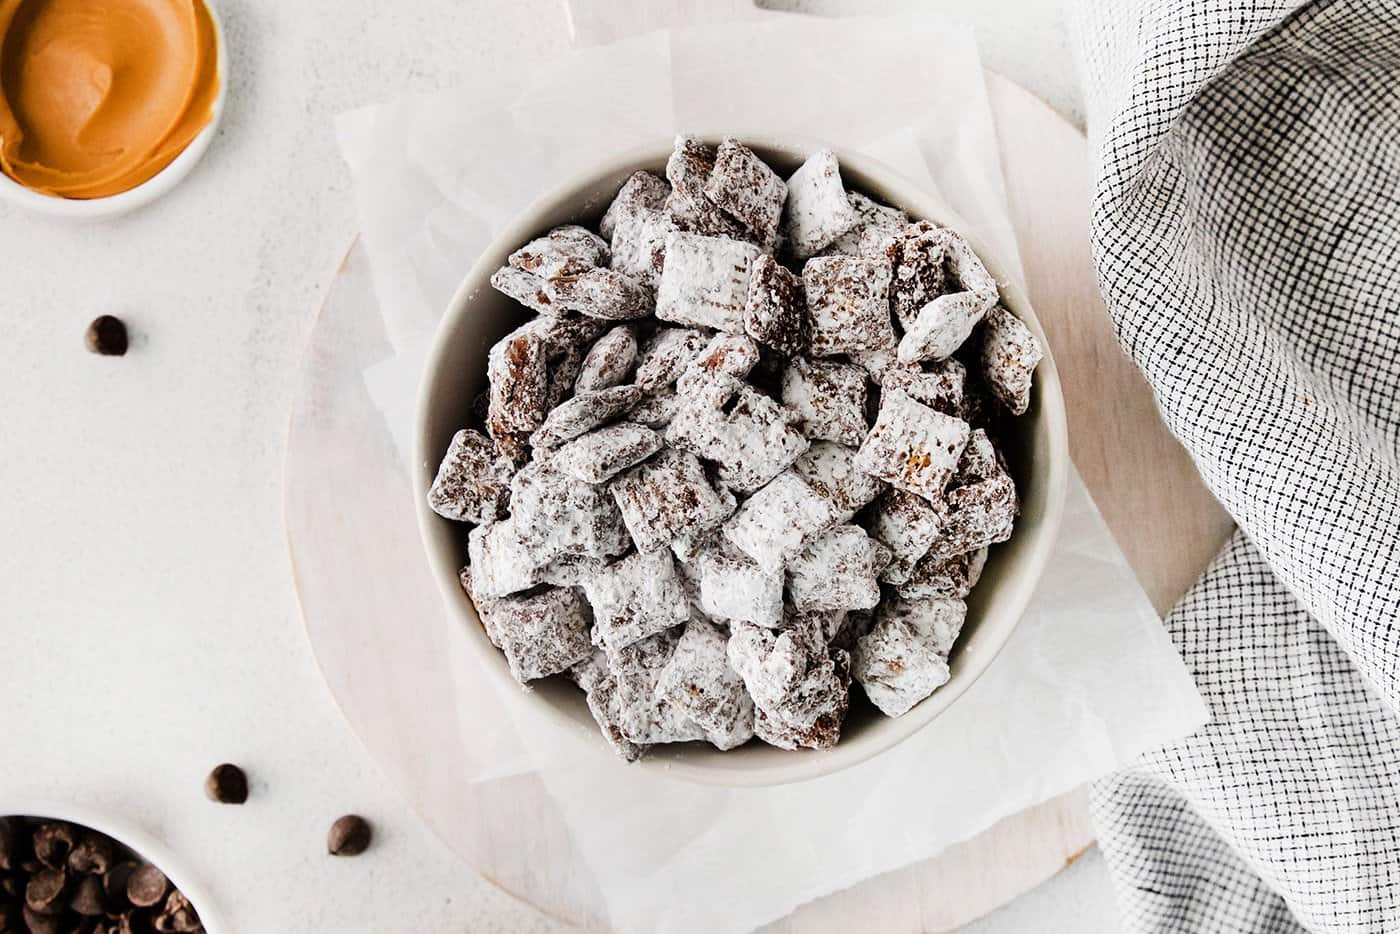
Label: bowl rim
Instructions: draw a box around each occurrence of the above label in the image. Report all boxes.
[413,134,1069,787]
[0,0,228,220]
[0,797,226,932]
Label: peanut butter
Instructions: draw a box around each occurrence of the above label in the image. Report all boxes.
[0,0,219,199]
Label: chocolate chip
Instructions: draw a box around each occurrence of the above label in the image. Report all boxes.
[102,860,138,904]
[32,824,78,870]
[153,891,200,933]
[68,834,114,876]
[85,316,129,356]
[326,815,371,856]
[69,873,106,916]
[125,864,167,908]
[203,763,247,805]
[25,865,68,913]
[22,903,64,934]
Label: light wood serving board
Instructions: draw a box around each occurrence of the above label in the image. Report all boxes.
[284,73,1233,931]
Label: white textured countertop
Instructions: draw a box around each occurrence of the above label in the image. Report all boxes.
[0,0,1116,930]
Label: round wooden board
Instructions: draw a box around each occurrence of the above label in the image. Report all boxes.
[285,74,1233,930]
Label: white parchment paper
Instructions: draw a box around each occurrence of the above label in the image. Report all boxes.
[336,9,1208,933]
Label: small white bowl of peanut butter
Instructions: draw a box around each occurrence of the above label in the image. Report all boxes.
[0,0,226,219]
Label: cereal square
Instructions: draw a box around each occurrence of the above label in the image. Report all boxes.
[722,470,836,574]
[633,327,710,391]
[882,358,966,416]
[728,623,851,748]
[427,429,516,525]
[508,224,610,279]
[979,304,1043,416]
[467,519,549,597]
[629,385,681,429]
[802,254,895,356]
[544,267,653,321]
[655,230,760,333]
[703,137,787,250]
[574,325,638,394]
[532,384,643,448]
[600,170,671,241]
[666,377,809,493]
[609,447,737,552]
[868,487,945,585]
[743,253,807,356]
[490,265,562,316]
[554,422,663,485]
[786,525,891,613]
[883,222,948,331]
[898,546,988,600]
[582,548,690,652]
[665,136,749,240]
[486,325,549,436]
[608,628,708,745]
[790,441,884,523]
[608,207,676,289]
[694,537,784,627]
[852,597,965,716]
[654,617,756,750]
[676,332,761,395]
[781,356,869,446]
[476,585,594,684]
[781,149,860,259]
[823,192,909,256]
[508,460,632,560]
[925,474,1018,561]
[855,388,971,501]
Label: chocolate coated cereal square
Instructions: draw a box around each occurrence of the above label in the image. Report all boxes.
[743,253,807,356]
[802,254,896,357]
[855,388,971,501]
[609,447,737,553]
[479,586,594,684]
[582,548,690,652]
[600,170,671,241]
[979,304,1043,416]
[703,137,787,250]
[428,429,516,525]
[786,525,891,613]
[781,356,869,446]
[655,230,761,333]
[781,150,860,259]
[666,377,809,494]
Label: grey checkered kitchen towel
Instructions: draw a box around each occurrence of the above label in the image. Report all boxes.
[1066,0,1400,930]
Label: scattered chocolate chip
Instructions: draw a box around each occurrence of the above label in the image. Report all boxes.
[84,316,129,356]
[125,865,167,908]
[25,865,68,913]
[102,860,138,903]
[327,815,372,856]
[68,834,114,876]
[203,764,247,805]
[69,873,105,917]
[32,824,78,870]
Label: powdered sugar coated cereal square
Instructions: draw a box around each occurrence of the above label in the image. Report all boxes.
[979,304,1043,416]
[477,585,594,685]
[786,525,891,613]
[694,537,784,627]
[554,422,662,485]
[654,616,756,750]
[509,224,610,279]
[428,429,516,525]
[722,469,836,575]
[855,388,971,502]
[655,230,760,333]
[703,137,787,250]
[781,149,860,259]
[666,377,809,494]
[600,170,671,241]
[609,447,737,553]
[781,356,869,447]
[802,254,895,357]
[582,548,690,652]
[790,441,884,523]
[743,253,807,356]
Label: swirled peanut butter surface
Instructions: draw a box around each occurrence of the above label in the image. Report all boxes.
[0,0,218,199]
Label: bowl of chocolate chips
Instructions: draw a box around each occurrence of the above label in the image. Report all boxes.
[0,807,217,934]
[415,135,1068,786]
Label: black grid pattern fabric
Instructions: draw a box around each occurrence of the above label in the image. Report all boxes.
[1067,0,1400,930]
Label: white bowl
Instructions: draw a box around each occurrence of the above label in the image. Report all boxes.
[1,798,225,933]
[0,0,227,220]
[415,137,1069,787]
